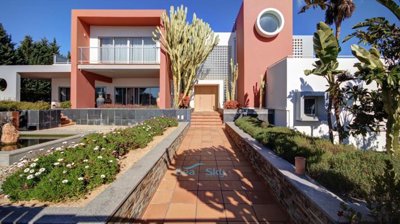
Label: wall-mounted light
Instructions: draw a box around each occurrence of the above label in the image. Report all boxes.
[256,8,285,38]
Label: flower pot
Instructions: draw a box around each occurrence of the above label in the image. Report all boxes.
[295,156,306,175]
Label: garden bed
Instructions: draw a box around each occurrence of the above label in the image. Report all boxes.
[234,117,400,200]
[0,121,188,223]
[225,121,374,223]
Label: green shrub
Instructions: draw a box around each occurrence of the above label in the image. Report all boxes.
[59,101,71,109]
[0,101,50,111]
[1,117,178,202]
[235,116,400,199]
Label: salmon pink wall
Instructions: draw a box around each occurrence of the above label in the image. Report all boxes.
[235,0,293,107]
[70,10,170,109]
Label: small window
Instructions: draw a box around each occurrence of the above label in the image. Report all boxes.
[0,78,7,91]
[304,97,316,116]
[59,87,70,102]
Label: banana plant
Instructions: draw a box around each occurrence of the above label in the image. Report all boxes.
[351,45,400,154]
[305,22,349,143]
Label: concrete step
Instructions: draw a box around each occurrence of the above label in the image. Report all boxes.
[191,117,222,121]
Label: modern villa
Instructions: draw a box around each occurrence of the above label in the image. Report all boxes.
[0,0,384,149]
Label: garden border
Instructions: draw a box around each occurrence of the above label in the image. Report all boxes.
[225,122,373,224]
[0,122,189,224]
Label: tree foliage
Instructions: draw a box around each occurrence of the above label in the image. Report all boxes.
[0,23,16,65]
[154,5,219,108]
[345,0,400,154]
[305,22,351,143]
[299,0,356,39]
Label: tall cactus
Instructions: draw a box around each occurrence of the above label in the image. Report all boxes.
[154,6,219,108]
[259,74,265,109]
[226,58,238,101]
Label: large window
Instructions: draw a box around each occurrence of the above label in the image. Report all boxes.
[59,87,70,102]
[115,87,159,105]
[99,37,157,64]
[304,97,316,116]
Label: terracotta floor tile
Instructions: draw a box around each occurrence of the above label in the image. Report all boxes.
[196,202,226,221]
[199,172,221,181]
[246,191,276,204]
[198,181,221,191]
[158,179,177,191]
[219,170,241,181]
[165,203,197,220]
[171,189,198,204]
[224,204,258,222]
[252,204,288,222]
[217,161,234,167]
[241,180,267,191]
[150,190,174,204]
[222,191,251,205]
[176,180,199,191]
[141,203,169,221]
[197,190,224,204]
[220,181,245,191]
[201,155,216,161]
[185,155,201,161]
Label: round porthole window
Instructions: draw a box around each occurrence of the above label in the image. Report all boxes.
[0,78,7,91]
[256,8,285,38]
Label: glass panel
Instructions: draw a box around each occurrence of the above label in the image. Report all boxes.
[143,37,157,63]
[100,38,113,63]
[130,37,143,63]
[115,88,127,105]
[304,98,316,116]
[95,87,106,101]
[127,88,135,104]
[150,87,159,105]
[259,13,280,33]
[59,87,70,102]
[114,37,128,64]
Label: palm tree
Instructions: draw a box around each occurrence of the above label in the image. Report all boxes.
[300,0,356,39]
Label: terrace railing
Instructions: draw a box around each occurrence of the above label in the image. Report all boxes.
[78,46,160,65]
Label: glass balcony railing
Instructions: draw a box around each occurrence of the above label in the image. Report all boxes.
[78,46,160,65]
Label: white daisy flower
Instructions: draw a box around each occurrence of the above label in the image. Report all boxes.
[29,169,35,174]
[100,174,106,179]
[78,177,84,181]
[63,170,67,174]
[53,162,60,166]
[62,179,68,184]
[39,168,46,172]
[57,158,63,162]
[109,160,113,163]
[33,158,39,162]
[97,156,103,159]
[85,165,89,169]
[35,172,41,176]
[24,168,30,173]
[66,164,72,168]
[27,175,34,180]
[30,163,37,168]
[83,159,88,162]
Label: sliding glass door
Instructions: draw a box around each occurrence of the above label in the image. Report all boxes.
[115,87,159,105]
[99,37,157,64]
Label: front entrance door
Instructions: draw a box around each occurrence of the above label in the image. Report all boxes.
[194,85,218,111]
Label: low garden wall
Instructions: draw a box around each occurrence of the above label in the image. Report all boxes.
[222,108,274,123]
[225,122,372,224]
[0,122,189,223]
[60,109,191,125]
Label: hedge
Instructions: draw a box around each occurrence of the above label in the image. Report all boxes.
[1,117,178,202]
[234,116,400,200]
[0,101,50,111]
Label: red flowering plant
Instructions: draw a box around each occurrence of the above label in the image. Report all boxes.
[224,100,240,109]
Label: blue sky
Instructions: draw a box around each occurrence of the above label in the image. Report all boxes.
[0,0,397,55]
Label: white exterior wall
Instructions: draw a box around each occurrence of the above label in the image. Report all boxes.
[89,26,159,63]
[51,78,70,102]
[267,58,386,150]
[0,67,20,101]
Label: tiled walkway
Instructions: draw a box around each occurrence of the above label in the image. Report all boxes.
[140,127,290,223]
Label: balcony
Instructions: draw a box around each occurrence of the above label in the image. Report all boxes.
[78,46,160,65]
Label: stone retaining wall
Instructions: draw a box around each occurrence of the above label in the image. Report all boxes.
[225,122,372,224]
[60,109,191,125]
[222,108,273,123]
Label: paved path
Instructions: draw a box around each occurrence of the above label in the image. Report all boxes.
[140,126,290,223]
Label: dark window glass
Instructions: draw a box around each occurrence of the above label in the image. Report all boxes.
[59,87,70,102]
[259,13,280,33]
[304,97,316,116]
